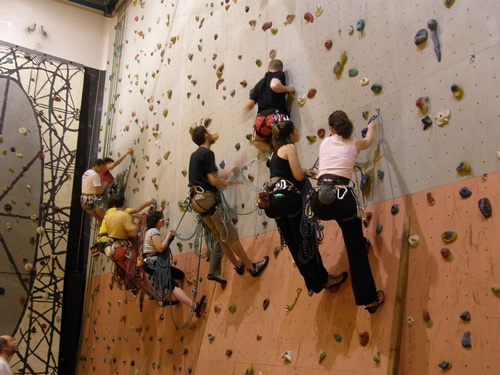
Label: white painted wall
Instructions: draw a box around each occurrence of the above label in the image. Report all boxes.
[0,0,113,69]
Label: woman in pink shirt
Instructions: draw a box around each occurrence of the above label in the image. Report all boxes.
[314,110,384,314]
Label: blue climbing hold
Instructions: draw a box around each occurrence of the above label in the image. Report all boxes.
[459,187,472,198]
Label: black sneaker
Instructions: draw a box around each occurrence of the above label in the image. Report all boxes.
[248,256,269,277]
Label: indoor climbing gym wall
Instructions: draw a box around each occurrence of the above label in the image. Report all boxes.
[0,43,84,373]
[79,0,499,374]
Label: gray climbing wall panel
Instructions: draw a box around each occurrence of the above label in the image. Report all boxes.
[99,0,500,242]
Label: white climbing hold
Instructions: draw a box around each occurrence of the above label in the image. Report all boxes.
[408,235,420,247]
[281,351,292,362]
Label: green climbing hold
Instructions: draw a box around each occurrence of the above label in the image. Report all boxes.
[438,361,452,370]
[318,351,327,364]
[371,83,383,94]
[229,304,237,313]
[377,170,384,179]
[348,69,359,77]
[333,333,342,343]
[376,224,383,234]
[273,246,281,259]
[491,287,500,295]
[441,231,457,244]
[356,19,365,31]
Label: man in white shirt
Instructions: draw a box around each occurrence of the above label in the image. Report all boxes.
[81,159,109,223]
[0,335,16,375]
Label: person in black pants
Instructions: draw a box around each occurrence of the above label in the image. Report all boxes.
[265,120,348,294]
[313,110,384,313]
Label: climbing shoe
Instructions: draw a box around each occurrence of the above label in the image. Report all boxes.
[207,274,227,287]
[248,256,269,277]
[234,263,245,275]
[324,272,348,288]
[193,295,207,318]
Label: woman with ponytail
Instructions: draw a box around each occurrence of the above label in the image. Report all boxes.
[264,120,348,294]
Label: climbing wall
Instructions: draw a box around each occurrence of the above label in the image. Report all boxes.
[0,44,84,373]
[78,0,500,374]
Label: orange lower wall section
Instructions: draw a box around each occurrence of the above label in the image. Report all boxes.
[78,172,499,375]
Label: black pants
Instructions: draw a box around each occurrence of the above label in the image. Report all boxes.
[272,191,329,293]
[314,190,377,305]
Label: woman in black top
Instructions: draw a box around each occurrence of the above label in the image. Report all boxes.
[265,120,348,294]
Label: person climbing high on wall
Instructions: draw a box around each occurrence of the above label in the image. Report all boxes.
[142,211,206,315]
[100,148,134,190]
[245,59,295,153]
[188,125,269,282]
[81,159,109,223]
[310,110,385,314]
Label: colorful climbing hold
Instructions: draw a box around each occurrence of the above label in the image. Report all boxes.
[307,88,317,99]
[304,12,314,23]
[333,333,342,343]
[376,224,383,234]
[244,364,254,375]
[371,83,383,94]
[491,287,500,295]
[281,351,292,362]
[444,0,455,8]
[435,109,450,126]
[459,187,472,198]
[360,76,369,86]
[421,116,433,130]
[456,161,470,173]
[427,19,441,62]
[324,40,333,50]
[306,135,317,143]
[377,170,384,179]
[440,248,452,260]
[416,96,430,114]
[359,332,369,346]
[459,310,471,321]
[478,198,492,218]
[441,231,458,244]
[225,349,232,357]
[262,22,272,32]
[284,14,295,25]
[348,69,359,77]
[391,204,399,215]
[356,19,365,31]
[426,192,435,205]
[255,59,262,67]
[408,235,420,248]
[438,361,452,370]
[263,299,270,310]
[414,29,428,46]
[461,331,471,348]
[229,304,237,313]
[318,351,327,364]
[373,351,381,363]
[451,84,464,99]
[422,309,431,323]
[317,128,326,138]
